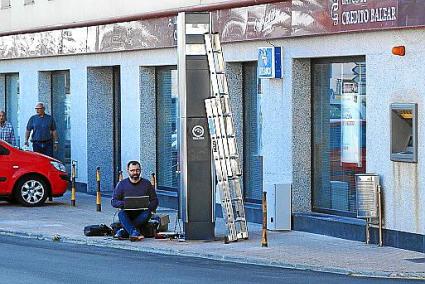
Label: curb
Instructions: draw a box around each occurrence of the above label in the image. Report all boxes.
[1,229,424,280]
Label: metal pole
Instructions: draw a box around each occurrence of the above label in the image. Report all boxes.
[261,191,268,247]
[378,185,383,247]
[365,218,370,244]
[71,161,76,206]
[151,173,157,190]
[96,167,101,212]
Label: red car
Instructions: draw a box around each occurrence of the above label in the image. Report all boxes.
[0,140,68,206]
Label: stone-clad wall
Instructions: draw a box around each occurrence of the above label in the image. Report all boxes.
[87,67,114,193]
[139,67,156,180]
[291,59,312,213]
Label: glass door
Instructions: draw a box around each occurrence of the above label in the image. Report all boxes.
[156,67,178,191]
[243,62,262,203]
[5,73,20,146]
[51,71,71,172]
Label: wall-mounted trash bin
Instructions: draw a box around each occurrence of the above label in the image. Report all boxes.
[356,174,379,219]
[355,173,383,246]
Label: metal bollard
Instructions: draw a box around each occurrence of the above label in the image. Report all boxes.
[96,167,101,212]
[261,191,268,247]
[151,173,157,189]
[378,185,383,247]
[71,161,76,206]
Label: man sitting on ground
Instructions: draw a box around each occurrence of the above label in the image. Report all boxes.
[111,160,158,241]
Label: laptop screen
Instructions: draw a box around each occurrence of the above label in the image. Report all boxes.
[123,196,149,210]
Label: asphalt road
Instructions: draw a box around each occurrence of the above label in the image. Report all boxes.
[0,235,421,284]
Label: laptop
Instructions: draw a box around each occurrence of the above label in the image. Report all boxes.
[123,196,150,210]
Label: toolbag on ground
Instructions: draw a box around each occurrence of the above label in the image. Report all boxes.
[84,224,113,236]
[140,221,158,238]
[110,220,158,238]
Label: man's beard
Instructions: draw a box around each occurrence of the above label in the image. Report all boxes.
[130,174,140,180]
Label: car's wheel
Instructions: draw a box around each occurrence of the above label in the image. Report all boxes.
[15,176,48,207]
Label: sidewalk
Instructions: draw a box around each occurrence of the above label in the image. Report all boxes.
[0,192,424,280]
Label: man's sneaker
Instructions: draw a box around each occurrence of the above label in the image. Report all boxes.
[129,229,144,242]
[113,228,129,240]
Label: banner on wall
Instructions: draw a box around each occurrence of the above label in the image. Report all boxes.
[341,81,362,167]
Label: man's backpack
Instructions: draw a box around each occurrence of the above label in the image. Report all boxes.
[83,224,113,236]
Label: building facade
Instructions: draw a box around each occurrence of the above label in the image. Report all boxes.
[0,0,424,252]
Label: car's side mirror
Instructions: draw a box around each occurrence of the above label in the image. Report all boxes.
[0,145,10,155]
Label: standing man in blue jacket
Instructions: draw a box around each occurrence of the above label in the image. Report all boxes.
[111,160,158,241]
[24,102,58,157]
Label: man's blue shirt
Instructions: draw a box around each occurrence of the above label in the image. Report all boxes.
[26,114,56,142]
[111,178,159,212]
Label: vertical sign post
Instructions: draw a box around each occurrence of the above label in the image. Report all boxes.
[177,12,215,240]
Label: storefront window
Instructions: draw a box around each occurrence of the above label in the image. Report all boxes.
[312,58,366,215]
[156,67,178,191]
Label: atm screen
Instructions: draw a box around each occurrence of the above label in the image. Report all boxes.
[404,135,414,153]
[407,135,413,147]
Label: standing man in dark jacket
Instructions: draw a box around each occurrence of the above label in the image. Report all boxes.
[111,160,158,241]
[24,102,58,157]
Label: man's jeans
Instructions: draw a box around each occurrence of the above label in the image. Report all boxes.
[118,210,151,234]
[32,140,53,157]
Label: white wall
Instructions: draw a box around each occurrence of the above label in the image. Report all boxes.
[0,0,234,34]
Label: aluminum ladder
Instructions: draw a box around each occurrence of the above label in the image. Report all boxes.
[204,33,248,243]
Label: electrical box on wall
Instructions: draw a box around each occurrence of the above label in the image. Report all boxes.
[390,103,417,163]
[265,183,291,231]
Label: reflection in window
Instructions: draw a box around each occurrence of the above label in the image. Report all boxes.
[312,59,366,215]
[156,67,178,191]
